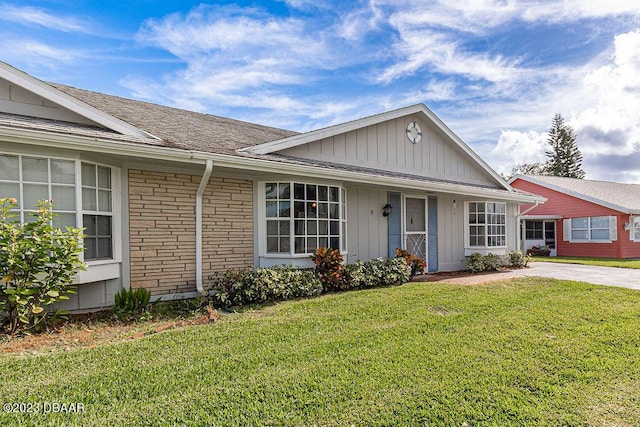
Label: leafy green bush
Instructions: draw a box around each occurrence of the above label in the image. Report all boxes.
[311,247,348,292]
[484,253,503,271]
[114,287,152,315]
[467,252,486,273]
[508,251,530,268]
[346,257,411,288]
[0,198,85,336]
[395,248,427,277]
[207,267,322,308]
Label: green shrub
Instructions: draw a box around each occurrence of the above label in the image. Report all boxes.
[0,198,85,336]
[395,248,427,277]
[467,253,486,273]
[114,287,152,315]
[508,251,530,268]
[311,247,348,292]
[346,257,411,288]
[207,267,322,308]
[484,253,503,271]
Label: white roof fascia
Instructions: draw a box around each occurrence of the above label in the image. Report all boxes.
[520,215,563,220]
[242,103,512,192]
[510,174,632,214]
[0,125,541,204]
[0,61,158,140]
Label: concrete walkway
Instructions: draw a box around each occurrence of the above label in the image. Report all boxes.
[509,262,640,290]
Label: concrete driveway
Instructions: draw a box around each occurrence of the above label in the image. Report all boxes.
[511,261,640,290]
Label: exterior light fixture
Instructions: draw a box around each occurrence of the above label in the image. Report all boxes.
[382,203,393,217]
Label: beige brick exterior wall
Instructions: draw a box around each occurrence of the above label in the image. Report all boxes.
[129,169,253,295]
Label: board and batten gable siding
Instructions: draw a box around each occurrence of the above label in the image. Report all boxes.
[0,77,95,125]
[279,115,497,188]
[128,169,253,295]
[511,178,640,259]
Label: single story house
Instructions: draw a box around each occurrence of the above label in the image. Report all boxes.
[0,61,542,311]
[509,175,640,258]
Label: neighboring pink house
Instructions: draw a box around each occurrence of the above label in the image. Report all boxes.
[510,175,640,259]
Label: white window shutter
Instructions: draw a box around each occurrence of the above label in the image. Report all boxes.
[563,219,571,241]
[610,216,617,241]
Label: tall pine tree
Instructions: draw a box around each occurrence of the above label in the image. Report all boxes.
[545,113,585,178]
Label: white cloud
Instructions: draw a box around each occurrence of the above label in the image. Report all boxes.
[0,38,79,64]
[488,130,548,176]
[480,30,640,182]
[0,4,88,33]
[377,15,525,84]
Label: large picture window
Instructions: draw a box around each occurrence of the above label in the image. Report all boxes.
[569,216,612,242]
[467,202,506,248]
[265,182,346,255]
[0,153,115,262]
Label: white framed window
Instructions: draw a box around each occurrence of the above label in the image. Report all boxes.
[630,216,640,242]
[466,201,507,248]
[264,182,346,255]
[525,220,543,239]
[0,153,116,262]
[564,216,617,242]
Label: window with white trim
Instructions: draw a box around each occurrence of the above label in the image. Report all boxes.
[570,216,611,241]
[633,217,640,242]
[265,182,346,255]
[81,163,113,260]
[525,220,543,239]
[467,202,506,247]
[0,153,115,262]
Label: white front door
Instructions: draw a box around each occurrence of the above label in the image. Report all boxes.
[403,196,427,260]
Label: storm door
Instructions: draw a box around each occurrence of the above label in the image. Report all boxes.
[403,196,427,260]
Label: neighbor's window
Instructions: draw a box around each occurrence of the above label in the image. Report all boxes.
[525,220,543,239]
[265,182,346,255]
[634,217,640,242]
[570,216,610,241]
[468,202,506,247]
[0,153,114,262]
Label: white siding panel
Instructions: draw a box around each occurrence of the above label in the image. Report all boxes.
[0,80,10,100]
[0,78,95,124]
[346,185,388,262]
[437,196,466,271]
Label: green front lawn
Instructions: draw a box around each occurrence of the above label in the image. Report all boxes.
[2,278,640,426]
[532,256,640,269]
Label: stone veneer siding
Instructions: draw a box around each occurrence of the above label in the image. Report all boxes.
[129,169,253,295]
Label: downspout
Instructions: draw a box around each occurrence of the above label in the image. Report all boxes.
[196,160,213,293]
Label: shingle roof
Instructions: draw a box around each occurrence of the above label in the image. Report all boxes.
[50,83,298,155]
[518,175,640,213]
[0,112,158,145]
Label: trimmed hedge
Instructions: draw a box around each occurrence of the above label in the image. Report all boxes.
[467,251,531,273]
[206,255,412,308]
[207,267,322,308]
[345,257,411,289]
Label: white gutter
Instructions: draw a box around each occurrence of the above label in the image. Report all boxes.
[519,200,540,217]
[196,160,213,293]
[0,126,543,204]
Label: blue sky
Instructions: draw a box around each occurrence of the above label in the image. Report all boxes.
[1,1,640,182]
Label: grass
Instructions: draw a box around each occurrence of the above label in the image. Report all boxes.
[1,278,640,426]
[532,256,640,269]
